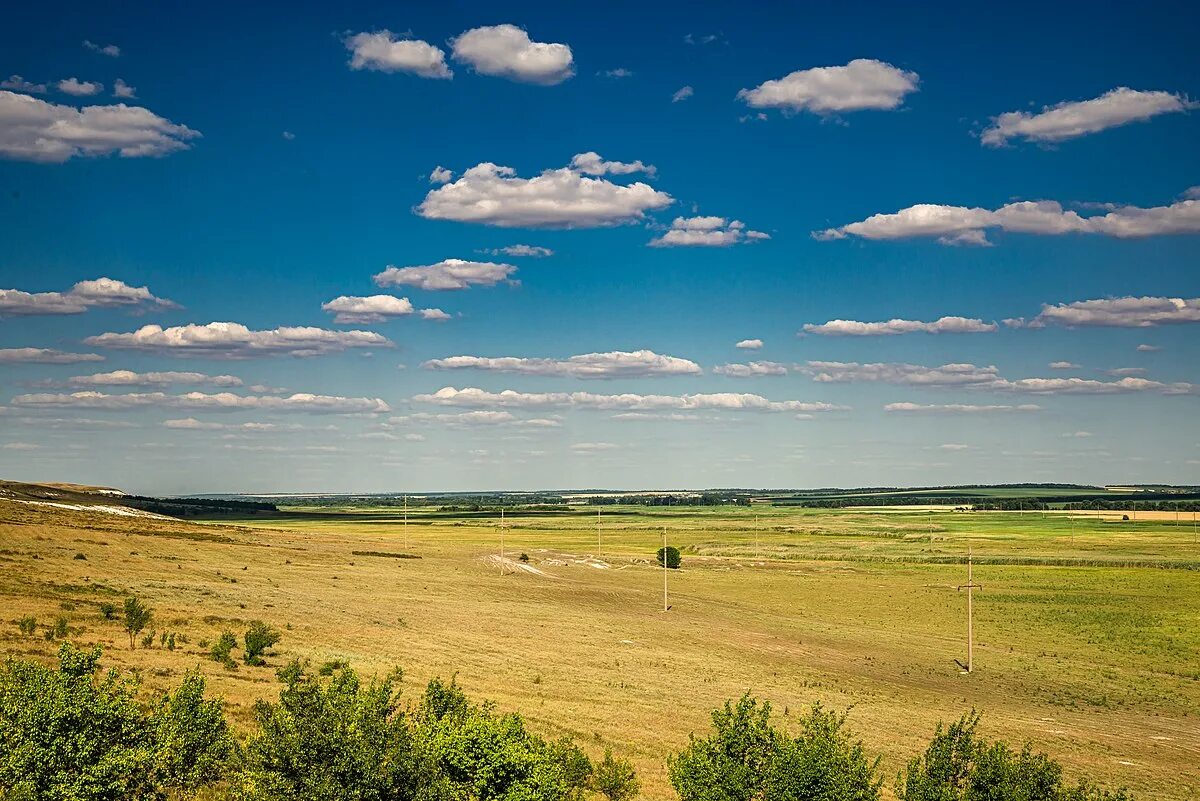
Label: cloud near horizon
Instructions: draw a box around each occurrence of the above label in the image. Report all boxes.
[83,322,391,358]
[422,350,702,379]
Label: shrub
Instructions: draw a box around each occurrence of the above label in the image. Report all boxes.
[236,661,434,800]
[656,546,682,569]
[99,602,117,620]
[243,620,282,666]
[897,712,1130,801]
[669,694,881,801]
[519,553,530,563]
[74,552,87,560]
[17,616,35,637]
[141,632,156,649]
[0,643,232,800]
[209,631,238,670]
[591,748,640,801]
[53,616,70,640]
[123,596,153,649]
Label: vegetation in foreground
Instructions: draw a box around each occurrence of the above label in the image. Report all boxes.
[0,645,1129,801]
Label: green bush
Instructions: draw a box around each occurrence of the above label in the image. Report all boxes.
[53,616,70,640]
[17,616,36,636]
[236,660,435,800]
[210,631,238,670]
[591,748,640,801]
[99,602,117,620]
[123,596,153,649]
[0,643,232,800]
[243,620,282,666]
[656,546,682,569]
[669,694,881,801]
[897,712,1130,801]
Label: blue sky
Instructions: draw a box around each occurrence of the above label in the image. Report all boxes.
[1,1,1198,493]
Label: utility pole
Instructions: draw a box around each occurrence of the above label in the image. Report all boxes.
[597,507,601,558]
[928,510,933,545]
[500,507,506,560]
[755,513,760,561]
[956,545,983,673]
[403,494,408,550]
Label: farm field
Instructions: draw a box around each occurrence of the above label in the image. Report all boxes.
[1,492,1198,800]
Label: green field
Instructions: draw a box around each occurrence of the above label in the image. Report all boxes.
[2,490,1198,799]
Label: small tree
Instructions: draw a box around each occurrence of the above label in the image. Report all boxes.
[17,616,36,637]
[591,748,640,801]
[209,631,238,670]
[656,546,682,569]
[243,620,282,666]
[99,602,117,620]
[123,596,152,649]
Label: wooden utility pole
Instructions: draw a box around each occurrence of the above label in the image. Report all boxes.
[500,507,506,560]
[662,527,669,612]
[956,545,983,673]
[597,507,601,557]
[755,513,760,561]
[403,494,408,550]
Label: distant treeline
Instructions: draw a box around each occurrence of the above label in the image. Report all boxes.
[588,494,751,507]
[1065,500,1200,513]
[122,495,278,516]
[786,496,1053,509]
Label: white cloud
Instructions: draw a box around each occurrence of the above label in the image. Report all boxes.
[1048,361,1080,369]
[0,91,199,162]
[809,361,1194,395]
[1,76,46,93]
[1184,187,1200,200]
[374,258,516,290]
[0,277,176,316]
[600,68,633,79]
[430,166,453,183]
[322,295,416,324]
[572,442,618,452]
[937,443,970,451]
[57,78,103,96]
[421,308,451,321]
[816,197,1200,245]
[83,322,391,358]
[672,85,694,103]
[649,216,769,247]
[417,161,672,228]
[1024,296,1200,328]
[282,131,296,141]
[112,78,136,99]
[1136,343,1161,352]
[487,244,553,257]
[0,348,104,363]
[414,386,845,413]
[13,391,390,414]
[1106,367,1147,377]
[1063,431,1094,438]
[738,59,918,115]
[3,442,39,450]
[387,410,562,429]
[344,31,452,79]
[422,350,701,379]
[568,151,656,177]
[981,88,1194,146]
[65,370,242,387]
[163,418,308,432]
[713,361,787,377]
[884,402,1041,413]
[735,339,763,350]
[801,316,997,336]
[450,24,574,85]
[83,40,120,57]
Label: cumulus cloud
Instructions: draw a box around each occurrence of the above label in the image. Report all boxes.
[57,78,103,96]
[713,361,787,377]
[815,196,1200,245]
[1106,367,1147,376]
[163,418,309,432]
[1022,296,1200,328]
[12,390,390,414]
[884,402,1041,413]
[572,442,618,452]
[0,91,200,162]
[112,78,136,99]
[344,31,452,79]
[1136,343,1161,352]
[672,85,694,103]
[0,277,176,316]
[486,244,553,258]
[1048,361,1080,369]
[450,24,574,85]
[422,350,701,379]
[64,370,242,387]
[981,88,1194,146]
[807,361,1194,395]
[600,68,633,79]
[738,59,918,115]
[321,295,416,324]
[83,40,120,57]
[735,339,763,350]
[416,161,672,228]
[374,258,516,291]
[429,166,453,183]
[421,308,451,321]
[801,316,997,336]
[386,411,561,429]
[83,322,391,358]
[0,348,104,364]
[649,216,769,247]
[414,386,845,413]
[1,75,46,93]
[569,151,656,177]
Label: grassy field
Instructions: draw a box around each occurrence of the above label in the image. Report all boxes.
[1,495,1198,800]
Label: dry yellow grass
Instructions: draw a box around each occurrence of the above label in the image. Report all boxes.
[1,498,1197,800]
